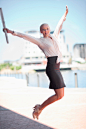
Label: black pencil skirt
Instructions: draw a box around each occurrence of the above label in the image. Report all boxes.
[46,56,66,89]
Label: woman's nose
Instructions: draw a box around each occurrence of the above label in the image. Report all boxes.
[45,29,47,32]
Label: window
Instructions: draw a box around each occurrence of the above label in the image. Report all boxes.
[25,57,30,59]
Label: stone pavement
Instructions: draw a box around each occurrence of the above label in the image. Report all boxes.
[0,77,86,129]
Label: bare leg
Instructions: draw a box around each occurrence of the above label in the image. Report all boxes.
[33,87,64,119]
[39,87,64,111]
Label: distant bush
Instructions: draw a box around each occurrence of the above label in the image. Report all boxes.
[16,66,22,70]
[75,61,86,64]
[10,65,22,70]
[0,66,3,71]
[0,63,22,71]
[0,63,12,71]
[10,66,15,70]
[68,57,72,64]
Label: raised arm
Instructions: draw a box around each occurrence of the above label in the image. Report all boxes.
[53,5,68,39]
[3,28,41,46]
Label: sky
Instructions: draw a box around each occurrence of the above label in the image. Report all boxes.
[0,0,86,62]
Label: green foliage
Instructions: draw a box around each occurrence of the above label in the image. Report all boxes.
[75,61,86,64]
[10,65,22,70]
[16,66,22,70]
[0,63,12,71]
[0,63,22,71]
[10,66,15,70]
[68,57,72,64]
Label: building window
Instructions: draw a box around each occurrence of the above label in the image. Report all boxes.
[25,57,30,59]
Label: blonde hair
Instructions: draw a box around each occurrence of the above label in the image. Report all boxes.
[40,23,49,32]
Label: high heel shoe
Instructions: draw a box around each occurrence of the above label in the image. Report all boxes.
[32,104,42,120]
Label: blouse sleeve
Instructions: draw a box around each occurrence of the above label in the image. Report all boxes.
[53,13,66,39]
[12,31,41,46]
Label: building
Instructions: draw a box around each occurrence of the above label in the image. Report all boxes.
[57,30,70,63]
[22,30,70,66]
[73,44,86,60]
[23,30,46,65]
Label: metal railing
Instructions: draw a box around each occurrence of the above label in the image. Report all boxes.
[0,72,79,88]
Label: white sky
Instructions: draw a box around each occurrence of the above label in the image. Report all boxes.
[0,0,86,62]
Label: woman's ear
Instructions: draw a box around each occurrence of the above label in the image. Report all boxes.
[40,30,43,34]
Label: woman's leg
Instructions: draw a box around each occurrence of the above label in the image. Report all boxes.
[33,87,64,119]
[39,87,64,111]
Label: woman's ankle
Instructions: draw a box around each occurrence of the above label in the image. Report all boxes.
[39,105,44,111]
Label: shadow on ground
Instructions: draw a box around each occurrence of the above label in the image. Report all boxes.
[0,106,53,129]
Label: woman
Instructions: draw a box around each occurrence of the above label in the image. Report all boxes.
[3,5,68,120]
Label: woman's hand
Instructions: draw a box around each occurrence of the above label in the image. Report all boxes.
[3,28,13,34]
[63,5,68,21]
[66,5,68,16]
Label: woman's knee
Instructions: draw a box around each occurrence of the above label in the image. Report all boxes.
[57,93,64,100]
[54,88,64,100]
[55,94,64,100]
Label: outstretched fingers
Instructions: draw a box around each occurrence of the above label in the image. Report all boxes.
[66,5,68,15]
[64,5,68,21]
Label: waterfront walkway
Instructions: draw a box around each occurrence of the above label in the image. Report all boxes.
[0,77,86,129]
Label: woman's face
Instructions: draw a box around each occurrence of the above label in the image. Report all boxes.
[40,24,50,38]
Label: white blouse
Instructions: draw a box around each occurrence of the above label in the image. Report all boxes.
[12,13,66,63]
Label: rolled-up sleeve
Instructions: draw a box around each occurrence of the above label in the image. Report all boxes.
[12,31,41,46]
[53,13,65,39]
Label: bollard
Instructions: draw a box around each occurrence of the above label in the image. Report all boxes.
[37,73,40,87]
[75,73,78,88]
[27,73,29,85]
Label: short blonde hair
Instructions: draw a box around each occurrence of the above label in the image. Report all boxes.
[40,23,49,32]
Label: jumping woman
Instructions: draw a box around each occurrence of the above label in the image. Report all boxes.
[3,5,68,120]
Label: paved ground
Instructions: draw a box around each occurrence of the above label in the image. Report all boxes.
[0,77,86,129]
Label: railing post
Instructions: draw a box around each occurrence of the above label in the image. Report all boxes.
[37,73,40,87]
[26,73,29,86]
[75,73,78,88]
[22,74,23,79]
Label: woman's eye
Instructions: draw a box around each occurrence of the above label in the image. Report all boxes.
[47,28,49,30]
